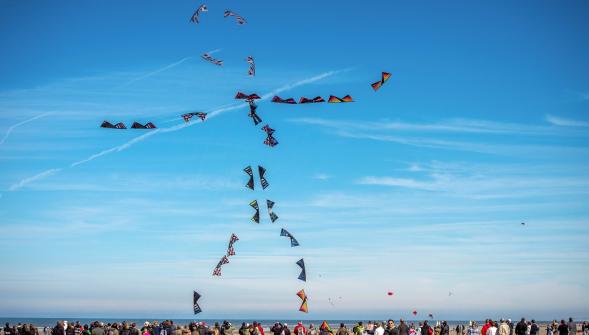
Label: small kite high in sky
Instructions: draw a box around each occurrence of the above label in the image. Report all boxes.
[101,121,127,129]
[296,258,306,282]
[280,228,299,247]
[182,112,207,123]
[272,96,297,104]
[224,10,247,25]
[250,200,260,223]
[328,95,354,103]
[267,199,278,222]
[190,4,207,24]
[193,291,202,314]
[246,56,255,76]
[387,291,394,296]
[412,310,418,316]
[299,96,325,104]
[297,289,308,313]
[131,122,157,129]
[202,53,223,66]
[244,166,255,190]
[262,125,278,147]
[258,165,269,189]
[428,313,434,319]
[371,72,392,91]
[226,233,239,257]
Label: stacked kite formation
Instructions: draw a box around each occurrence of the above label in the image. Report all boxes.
[183,2,395,314]
[297,289,309,313]
[212,233,239,276]
[101,121,157,129]
[270,95,353,104]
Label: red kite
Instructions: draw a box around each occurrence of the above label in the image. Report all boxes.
[371,72,392,91]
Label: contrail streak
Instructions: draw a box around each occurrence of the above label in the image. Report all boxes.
[0,112,53,146]
[8,70,346,190]
[9,168,62,191]
[118,57,193,88]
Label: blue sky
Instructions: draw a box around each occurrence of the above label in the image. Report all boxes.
[1,0,589,320]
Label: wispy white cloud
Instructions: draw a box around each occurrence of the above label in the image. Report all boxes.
[546,114,589,127]
[0,112,52,146]
[9,168,62,191]
[313,173,332,180]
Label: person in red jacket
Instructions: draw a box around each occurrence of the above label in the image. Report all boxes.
[482,320,492,335]
[294,323,307,335]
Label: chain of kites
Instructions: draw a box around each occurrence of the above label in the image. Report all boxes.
[101,4,396,316]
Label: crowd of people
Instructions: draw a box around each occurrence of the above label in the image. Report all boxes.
[2,319,588,335]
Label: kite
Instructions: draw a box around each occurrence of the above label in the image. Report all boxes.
[235,92,261,100]
[297,289,307,300]
[262,125,278,147]
[299,96,325,104]
[428,314,434,319]
[264,135,278,147]
[227,233,239,257]
[387,292,394,296]
[328,298,335,307]
[182,112,207,123]
[412,310,417,316]
[258,165,269,189]
[244,166,255,190]
[448,291,453,297]
[246,56,255,76]
[521,222,525,226]
[280,228,299,247]
[327,95,354,103]
[296,258,306,282]
[131,122,157,129]
[212,255,230,276]
[250,200,260,223]
[190,4,207,24]
[224,10,247,25]
[320,322,332,334]
[272,96,297,104]
[267,199,278,223]
[299,299,309,313]
[297,289,308,313]
[371,72,392,91]
[246,99,263,126]
[193,291,202,314]
[101,121,126,129]
[202,53,223,66]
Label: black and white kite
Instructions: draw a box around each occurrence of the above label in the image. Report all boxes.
[258,165,269,189]
[131,122,157,129]
[244,166,255,190]
[250,200,260,223]
[193,291,202,314]
[101,121,127,129]
[224,10,247,25]
[202,53,223,66]
[190,4,208,24]
[296,258,306,282]
[246,56,255,76]
[267,200,278,223]
[280,228,299,247]
[182,112,207,123]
